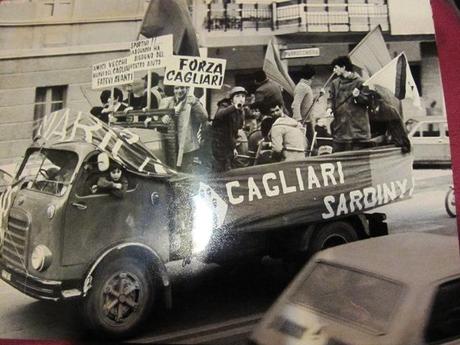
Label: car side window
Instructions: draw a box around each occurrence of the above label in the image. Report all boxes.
[425,278,460,343]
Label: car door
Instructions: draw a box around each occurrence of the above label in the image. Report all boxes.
[61,161,171,266]
[410,121,446,164]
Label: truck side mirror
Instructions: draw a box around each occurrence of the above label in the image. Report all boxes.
[97,153,110,172]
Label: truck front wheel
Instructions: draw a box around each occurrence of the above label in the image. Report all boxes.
[82,257,155,337]
[310,221,358,255]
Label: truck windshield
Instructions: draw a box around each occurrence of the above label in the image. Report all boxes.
[17,148,78,196]
[289,262,403,335]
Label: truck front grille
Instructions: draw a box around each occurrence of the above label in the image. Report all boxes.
[1,208,30,271]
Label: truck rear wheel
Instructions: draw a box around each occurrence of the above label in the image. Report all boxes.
[82,257,155,338]
[310,221,358,255]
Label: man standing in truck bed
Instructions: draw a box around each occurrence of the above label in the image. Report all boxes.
[160,86,208,173]
[327,56,371,152]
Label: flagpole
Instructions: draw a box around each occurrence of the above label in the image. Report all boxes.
[301,72,335,127]
[146,69,152,110]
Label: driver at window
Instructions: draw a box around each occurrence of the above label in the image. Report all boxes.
[91,163,128,198]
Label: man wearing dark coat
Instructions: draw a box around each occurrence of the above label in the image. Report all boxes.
[211,86,247,172]
[327,56,371,152]
[251,70,285,117]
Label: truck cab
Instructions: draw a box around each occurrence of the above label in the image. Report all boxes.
[0,138,189,335]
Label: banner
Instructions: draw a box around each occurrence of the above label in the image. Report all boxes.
[364,53,421,107]
[349,25,392,78]
[164,56,227,89]
[35,109,172,176]
[128,34,173,72]
[193,148,414,233]
[91,57,134,90]
[263,38,295,96]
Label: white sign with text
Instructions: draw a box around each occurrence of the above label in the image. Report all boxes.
[92,57,133,89]
[127,34,173,72]
[164,56,227,89]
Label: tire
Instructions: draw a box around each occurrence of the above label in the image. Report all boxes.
[445,188,456,218]
[309,221,359,255]
[81,257,155,338]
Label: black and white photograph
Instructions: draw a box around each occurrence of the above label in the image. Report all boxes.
[0,0,458,344]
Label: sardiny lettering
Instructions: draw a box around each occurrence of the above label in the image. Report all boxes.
[164,56,227,89]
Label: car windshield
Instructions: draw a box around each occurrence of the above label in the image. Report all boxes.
[17,148,79,196]
[289,262,404,334]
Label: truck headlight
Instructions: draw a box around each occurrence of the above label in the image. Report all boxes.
[31,245,52,272]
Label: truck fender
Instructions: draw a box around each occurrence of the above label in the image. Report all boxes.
[82,242,172,309]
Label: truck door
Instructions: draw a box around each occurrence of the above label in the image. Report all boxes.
[61,158,171,266]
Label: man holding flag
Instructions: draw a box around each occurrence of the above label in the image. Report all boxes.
[327,56,372,152]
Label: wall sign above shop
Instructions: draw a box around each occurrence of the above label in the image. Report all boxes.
[281,47,320,59]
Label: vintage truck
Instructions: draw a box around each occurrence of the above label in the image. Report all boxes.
[0,109,413,337]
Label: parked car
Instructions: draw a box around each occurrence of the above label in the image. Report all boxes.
[407,116,451,166]
[250,232,460,345]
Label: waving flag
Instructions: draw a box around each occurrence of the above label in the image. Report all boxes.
[140,0,199,56]
[263,38,296,96]
[349,25,392,78]
[364,53,421,107]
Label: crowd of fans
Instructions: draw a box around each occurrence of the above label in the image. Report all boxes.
[90,56,410,174]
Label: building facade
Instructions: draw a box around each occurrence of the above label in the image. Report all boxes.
[0,0,445,166]
[0,0,149,167]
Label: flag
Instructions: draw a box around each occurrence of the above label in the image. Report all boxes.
[140,0,199,57]
[349,25,392,78]
[364,53,421,107]
[263,38,296,96]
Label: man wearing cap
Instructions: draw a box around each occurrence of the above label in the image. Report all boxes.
[211,86,248,172]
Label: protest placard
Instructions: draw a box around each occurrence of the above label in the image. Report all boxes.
[91,56,133,89]
[127,34,173,72]
[164,56,226,89]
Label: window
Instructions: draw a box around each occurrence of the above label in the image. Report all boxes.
[33,85,67,135]
[18,148,78,196]
[290,262,404,334]
[425,278,460,343]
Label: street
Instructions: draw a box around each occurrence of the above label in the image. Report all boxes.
[0,168,457,344]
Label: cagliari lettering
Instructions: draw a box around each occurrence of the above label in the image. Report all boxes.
[225,162,345,205]
[165,70,223,87]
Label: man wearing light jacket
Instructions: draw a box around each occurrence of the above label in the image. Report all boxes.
[269,103,307,162]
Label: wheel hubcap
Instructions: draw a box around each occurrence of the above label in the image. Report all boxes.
[322,234,348,249]
[102,272,141,323]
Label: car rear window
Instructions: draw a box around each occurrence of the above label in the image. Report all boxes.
[289,262,404,334]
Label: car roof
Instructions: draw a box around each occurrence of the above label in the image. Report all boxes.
[315,233,460,285]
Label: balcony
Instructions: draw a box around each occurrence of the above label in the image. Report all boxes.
[197,0,389,47]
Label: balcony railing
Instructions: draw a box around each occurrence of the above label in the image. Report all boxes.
[203,0,389,34]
